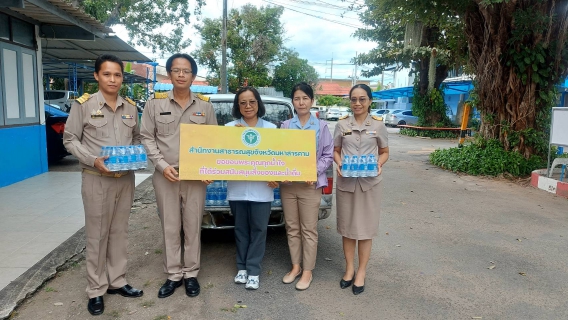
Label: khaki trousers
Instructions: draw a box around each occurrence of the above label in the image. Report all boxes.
[153,172,206,281]
[280,183,322,271]
[82,172,134,298]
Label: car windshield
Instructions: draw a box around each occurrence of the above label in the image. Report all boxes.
[211,101,292,128]
[45,104,69,117]
[329,108,340,112]
[392,110,404,114]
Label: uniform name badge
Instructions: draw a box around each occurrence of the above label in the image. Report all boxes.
[343,131,352,136]
[193,112,205,116]
[367,130,377,135]
[121,114,134,119]
[91,109,104,118]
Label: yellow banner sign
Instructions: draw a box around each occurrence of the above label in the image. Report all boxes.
[179,124,316,181]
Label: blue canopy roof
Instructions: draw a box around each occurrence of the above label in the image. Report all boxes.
[153,82,218,94]
[372,81,474,99]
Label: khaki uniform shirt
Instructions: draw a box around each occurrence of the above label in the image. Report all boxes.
[63,91,141,171]
[140,90,218,173]
[333,114,388,192]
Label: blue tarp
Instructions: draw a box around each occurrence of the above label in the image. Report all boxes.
[372,81,474,99]
[153,82,218,94]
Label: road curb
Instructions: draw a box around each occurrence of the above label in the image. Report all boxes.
[0,176,154,320]
[531,169,568,198]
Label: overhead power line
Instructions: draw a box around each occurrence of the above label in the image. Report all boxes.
[268,0,362,19]
[262,0,365,29]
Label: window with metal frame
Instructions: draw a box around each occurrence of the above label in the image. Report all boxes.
[0,41,39,126]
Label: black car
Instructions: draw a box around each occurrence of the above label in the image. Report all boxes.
[44,104,70,162]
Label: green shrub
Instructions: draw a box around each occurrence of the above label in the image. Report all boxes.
[429,138,546,177]
[400,128,459,139]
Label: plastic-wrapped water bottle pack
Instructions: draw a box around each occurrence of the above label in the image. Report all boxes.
[341,154,378,178]
[100,145,148,171]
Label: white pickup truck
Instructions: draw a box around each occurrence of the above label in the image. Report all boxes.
[201,94,334,229]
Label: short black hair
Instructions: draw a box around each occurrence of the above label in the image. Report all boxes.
[95,54,124,73]
[232,86,266,119]
[166,53,198,75]
[349,83,373,100]
[290,82,314,100]
[350,84,374,113]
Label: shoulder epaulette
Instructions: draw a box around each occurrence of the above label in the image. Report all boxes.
[154,92,168,99]
[339,114,349,120]
[76,93,91,104]
[124,96,136,106]
[196,93,210,102]
[372,115,382,121]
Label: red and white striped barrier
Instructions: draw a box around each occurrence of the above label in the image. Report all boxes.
[531,169,568,198]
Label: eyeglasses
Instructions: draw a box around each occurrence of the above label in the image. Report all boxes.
[350,97,369,104]
[170,68,193,75]
[239,100,258,107]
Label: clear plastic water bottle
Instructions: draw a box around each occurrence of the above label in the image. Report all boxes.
[214,181,223,206]
[221,181,228,206]
[350,155,359,178]
[342,155,351,177]
[273,187,281,206]
[127,145,138,170]
[368,154,378,177]
[108,146,119,171]
[206,184,214,206]
[358,155,368,177]
[117,146,128,170]
[137,145,147,169]
[100,146,110,167]
[209,181,219,206]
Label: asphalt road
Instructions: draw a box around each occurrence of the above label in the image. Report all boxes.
[14,121,568,320]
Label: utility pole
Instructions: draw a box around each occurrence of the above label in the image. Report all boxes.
[330,56,333,82]
[352,51,358,86]
[220,0,228,93]
[325,54,334,82]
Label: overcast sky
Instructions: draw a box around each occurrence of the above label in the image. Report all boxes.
[113,0,391,85]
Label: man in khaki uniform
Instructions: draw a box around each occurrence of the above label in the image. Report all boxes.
[63,54,144,316]
[140,53,217,299]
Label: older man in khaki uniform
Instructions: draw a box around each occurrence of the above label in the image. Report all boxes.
[63,54,144,316]
[140,53,217,299]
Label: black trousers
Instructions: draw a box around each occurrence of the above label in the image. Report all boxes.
[230,201,272,276]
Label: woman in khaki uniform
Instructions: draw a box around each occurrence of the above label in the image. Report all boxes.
[333,84,389,295]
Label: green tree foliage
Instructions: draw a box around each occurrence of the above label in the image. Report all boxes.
[359,0,568,161]
[317,95,345,107]
[355,0,467,126]
[76,0,204,54]
[193,5,285,92]
[355,0,467,94]
[272,49,319,98]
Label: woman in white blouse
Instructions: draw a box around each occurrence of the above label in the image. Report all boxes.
[225,86,278,290]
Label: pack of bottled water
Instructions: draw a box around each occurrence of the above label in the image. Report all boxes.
[206,181,228,207]
[272,187,281,206]
[100,145,147,171]
[341,154,378,178]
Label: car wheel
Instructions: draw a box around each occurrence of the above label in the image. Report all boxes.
[398,120,406,126]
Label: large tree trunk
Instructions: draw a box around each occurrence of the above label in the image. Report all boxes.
[464,0,568,158]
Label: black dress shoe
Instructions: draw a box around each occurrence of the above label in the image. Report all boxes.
[340,274,355,289]
[107,284,144,298]
[158,279,183,298]
[87,296,104,316]
[184,277,200,297]
[352,284,365,295]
